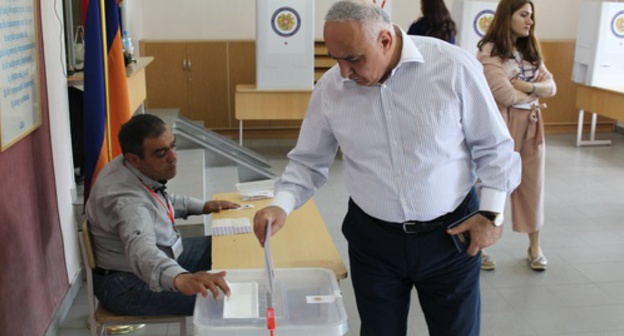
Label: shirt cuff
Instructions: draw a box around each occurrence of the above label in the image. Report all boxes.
[186,197,205,215]
[161,265,188,292]
[271,191,296,215]
[479,188,507,214]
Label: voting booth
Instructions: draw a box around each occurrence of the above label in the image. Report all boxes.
[453,0,498,55]
[572,1,624,92]
[256,0,314,90]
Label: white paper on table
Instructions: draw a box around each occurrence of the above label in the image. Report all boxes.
[223,282,259,319]
[264,219,275,296]
[241,190,274,201]
[236,180,275,201]
[211,218,252,236]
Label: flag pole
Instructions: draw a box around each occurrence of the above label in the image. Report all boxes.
[98,0,113,161]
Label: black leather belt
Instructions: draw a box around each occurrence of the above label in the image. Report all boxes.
[376,217,447,234]
[401,219,447,233]
[371,188,476,234]
[93,267,118,276]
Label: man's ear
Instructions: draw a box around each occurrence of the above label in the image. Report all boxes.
[124,153,141,167]
[379,30,393,51]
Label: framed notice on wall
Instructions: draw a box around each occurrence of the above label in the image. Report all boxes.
[0,0,41,151]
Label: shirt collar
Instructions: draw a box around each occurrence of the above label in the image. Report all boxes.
[338,26,424,84]
[396,27,424,66]
[122,157,167,192]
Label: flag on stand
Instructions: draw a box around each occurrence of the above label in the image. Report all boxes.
[82,0,131,203]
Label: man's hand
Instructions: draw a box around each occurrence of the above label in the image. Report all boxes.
[253,206,287,247]
[447,214,502,256]
[173,270,231,299]
[203,200,239,214]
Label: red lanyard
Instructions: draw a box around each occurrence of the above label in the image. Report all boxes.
[144,185,176,228]
[123,160,176,229]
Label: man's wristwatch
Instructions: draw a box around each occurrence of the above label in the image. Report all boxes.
[479,211,504,227]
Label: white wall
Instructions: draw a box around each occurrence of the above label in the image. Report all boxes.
[122,0,144,57]
[135,0,581,42]
[42,0,81,284]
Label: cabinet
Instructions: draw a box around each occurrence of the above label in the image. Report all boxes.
[141,41,229,129]
[140,40,334,137]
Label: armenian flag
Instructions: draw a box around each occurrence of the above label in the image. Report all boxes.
[83,0,130,203]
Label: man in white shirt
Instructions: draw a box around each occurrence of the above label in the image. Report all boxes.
[253,1,521,335]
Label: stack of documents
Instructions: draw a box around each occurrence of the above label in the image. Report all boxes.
[212,218,253,236]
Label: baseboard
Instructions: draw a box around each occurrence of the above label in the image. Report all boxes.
[544,122,615,134]
[45,267,85,336]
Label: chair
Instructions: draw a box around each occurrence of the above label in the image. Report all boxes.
[78,220,188,336]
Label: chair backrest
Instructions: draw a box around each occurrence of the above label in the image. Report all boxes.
[80,220,96,270]
[77,220,188,336]
[78,220,100,336]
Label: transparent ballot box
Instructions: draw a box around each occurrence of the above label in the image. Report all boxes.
[193,268,348,336]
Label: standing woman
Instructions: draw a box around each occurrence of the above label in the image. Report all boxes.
[477,0,556,271]
[408,0,457,44]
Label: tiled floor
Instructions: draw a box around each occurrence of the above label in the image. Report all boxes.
[59,132,624,336]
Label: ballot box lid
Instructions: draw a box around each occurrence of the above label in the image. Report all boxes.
[193,268,348,336]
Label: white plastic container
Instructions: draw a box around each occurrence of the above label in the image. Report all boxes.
[193,268,349,336]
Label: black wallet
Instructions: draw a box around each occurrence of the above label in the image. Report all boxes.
[446,211,478,253]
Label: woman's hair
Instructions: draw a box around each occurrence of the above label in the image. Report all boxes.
[477,0,542,66]
[325,0,393,44]
[415,0,457,42]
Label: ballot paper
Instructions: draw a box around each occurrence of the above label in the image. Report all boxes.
[211,218,253,236]
[223,282,259,319]
[264,219,275,296]
[264,218,276,332]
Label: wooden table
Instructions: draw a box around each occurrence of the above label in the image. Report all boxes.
[211,192,348,280]
[575,84,624,147]
[234,84,311,145]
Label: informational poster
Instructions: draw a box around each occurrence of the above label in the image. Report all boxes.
[0,0,40,151]
[453,0,498,56]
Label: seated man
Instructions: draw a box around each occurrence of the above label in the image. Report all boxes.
[86,113,237,316]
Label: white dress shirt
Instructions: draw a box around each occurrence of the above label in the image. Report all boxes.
[273,30,521,223]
